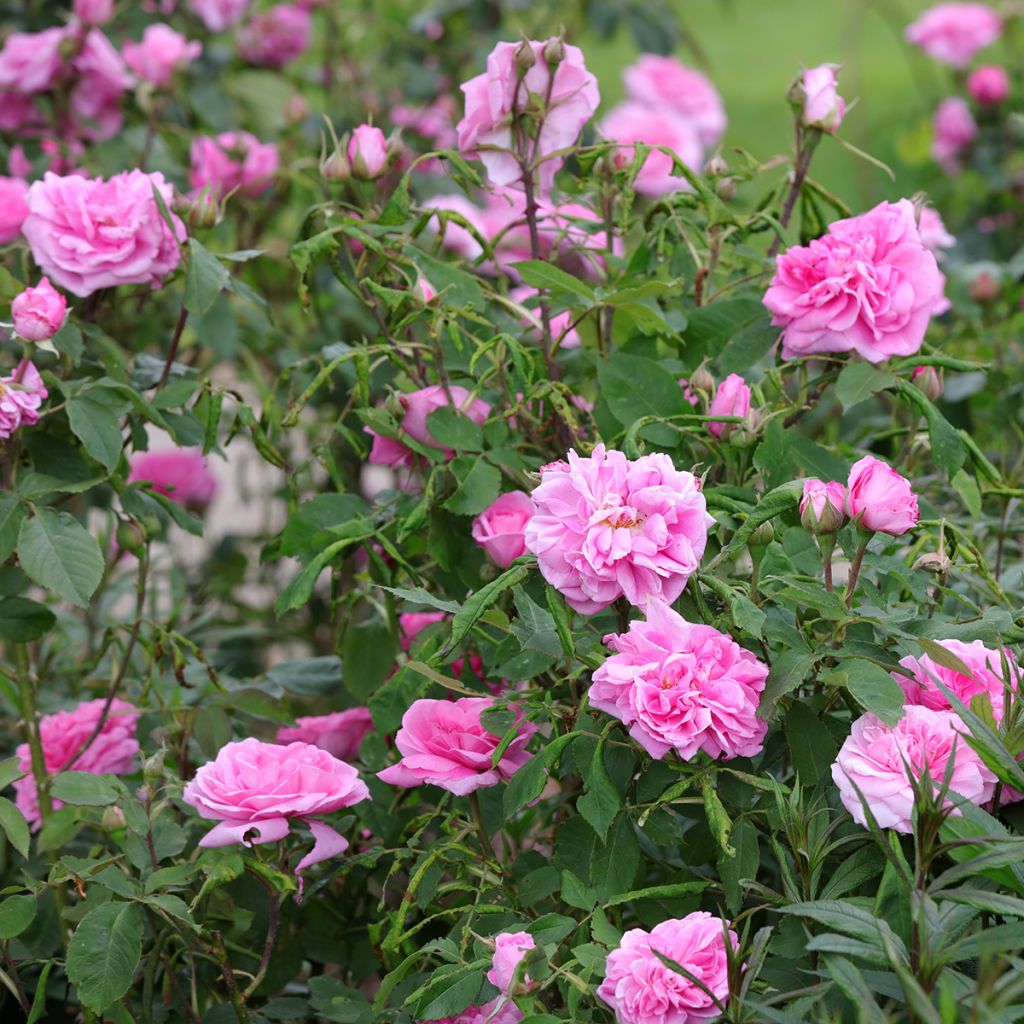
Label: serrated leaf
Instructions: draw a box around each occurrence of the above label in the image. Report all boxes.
[577,741,622,843]
[0,893,35,939]
[66,901,144,1013]
[842,659,906,727]
[0,597,56,642]
[66,388,129,472]
[834,362,897,412]
[50,772,123,807]
[512,260,595,303]
[17,509,104,608]
[184,237,231,315]
[0,797,30,858]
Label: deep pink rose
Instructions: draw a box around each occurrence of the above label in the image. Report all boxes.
[236,4,311,68]
[123,25,203,87]
[276,708,373,760]
[622,54,726,149]
[347,124,388,180]
[11,278,67,341]
[800,478,847,534]
[525,444,713,615]
[23,171,185,298]
[128,449,218,510]
[802,64,846,133]
[0,28,66,93]
[457,38,600,191]
[189,0,251,30]
[707,373,751,439]
[377,697,535,795]
[846,455,919,536]
[764,199,944,363]
[0,362,47,439]
[598,912,739,1024]
[73,0,114,24]
[0,178,29,245]
[897,639,1014,722]
[13,698,139,830]
[487,931,535,995]
[427,1001,523,1024]
[932,97,977,174]
[967,64,1009,104]
[189,132,279,199]
[0,92,41,134]
[182,738,370,877]
[832,706,996,832]
[905,3,1002,67]
[472,491,535,567]
[590,599,768,761]
[70,29,134,141]
[918,207,955,257]
[599,102,703,197]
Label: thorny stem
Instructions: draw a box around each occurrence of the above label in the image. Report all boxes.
[768,124,820,258]
[158,305,189,389]
[210,931,252,1024]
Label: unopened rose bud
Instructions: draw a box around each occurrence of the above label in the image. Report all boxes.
[101,805,127,829]
[717,177,736,201]
[689,363,715,396]
[969,270,1000,303]
[412,273,437,305]
[514,39,537,73]
[11,277,67,342]
[285,92,310,124]
[912,551,952,575]
[748,520,775,549]
[143,748,166,793]
[321,149,351,183]
[384,390,406,420]
[800,478,847,535]
[542,37,564,65]
[186,190,222,230]
[911,365,943,402]
[347,124,388,180]
[115,520,147,556]
[704,154,728,177]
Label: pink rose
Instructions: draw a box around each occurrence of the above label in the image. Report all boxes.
[0,93,41,134]
[347,124,388,180]
[598,912,739,1024]
[0,362,47,439]
[399,611,447,649]
[13,698,139,830]
[932,97,977,174]
[276,708,373,760]
[70,29,134,141]
[427,1002,523,1024]
[23,171,185,298]
[622,54,726,148]
[0,28,66,93]
[832,706,996,832]
[487,931,535,995]
[182,737,370,877]
[905,3,1002,68]
[73,0,114,24]
[846,455,919,535]
[896,638,1014,722]
[525,444,713,615]
[599,102,703,197]
[471,491,535,568]
[128,449,218,510]
[236,4,311,68]
[123,25,203,87]
[590,599,768,761]
[967,63,1009,105]
[377,697,535,795]
[707,373,751,439]
[0,178,29,245]
[189,132,279,199]
[189,0,251,31]
[11,278,67,341]
[412,273,437,304]
[802,63,846,133]
[800,478,847,534]
[917,207,955,256]
[764,199,944,363]
[457,38,600,191]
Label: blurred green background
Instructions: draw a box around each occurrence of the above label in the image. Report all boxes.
[579,0,945,210]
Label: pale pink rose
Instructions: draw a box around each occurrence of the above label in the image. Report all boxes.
[73,0,114,24]
[128,449,218,510]
[896,638,1014,722]
[598,912,739,1024]
[276,708,373,760]
[399,611,446,649]
[347,124,388,180]
[763,199,944,363]
[622,54,726,149]
[13,698,139,830]
[599,102,703,197]
[800,478,847,534]
[846,455,919,535]
[967,63,1009,105]
[0,178,29,245]
[427,1001,523,1024]
[189,132,279,199]
[236,4,311,68]
[377,697,535,794]
[0,28,66,93]
[932,97,977,174]
[802,63,846,133]
[590,599,768,761]
[917,207,955,257]
[189,0,251,31]
[123,25,203,87]
[69,29,134,141]
[832,706,996,832]
[905,3,1002,67]
[457,38,600,191]
[707,373,751,439]
[11,278,67,341]
[183,738,370,879]
[472,491,535,568]
[487,931,535,995]
[23,171,185,297]
[525,445,713,615]
[0,362,47,439]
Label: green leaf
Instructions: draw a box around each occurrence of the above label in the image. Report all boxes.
[784,702,838,785]
[443,458,500,516]
[701,775,734,857]
[426,407,484,452]
[0,495,25,562]
[184,237,231,316]
[512,260,596,304]
[0,796,30,858]
[0,893,35,939]
[606,880,709,906]
[266,656,343,696]
[414,968,483,1021]
[711,481,803,567]
[0,597,56,643]
[276,536,368,616]
[66,387,130,472]
[683,298,765,361]
[596,352,690,444]
[378,586,459,614]
[66,901,144,1013]
[842,659,906,726]
[893,379,964,478]
[577,740,622,843]
[718,817,759,914]
[17,509,104,609]
[447,562,531,651]
[760,650,814,715]
[834,362,897,412]
[50,772,123,807]
[591,813,640,900]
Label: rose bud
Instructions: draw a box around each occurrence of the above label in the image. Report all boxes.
[412,273,437,305]
[911,365,943,402]
[347,124,388,180]
[542,37,565,66]
[514,39,537,72]
[800,478,847,535]
[846,455,919,536]
[471,491,535,568]
[321,149,351,183]
[707,373,751,439]
[801,63,846,133]
[73,0,114,24]
[967,64,1010,106]
[11,277,67,341]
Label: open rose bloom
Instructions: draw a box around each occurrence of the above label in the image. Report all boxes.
[905,2,1002,67]
[128,449,218,511]
[276,707,373,760]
